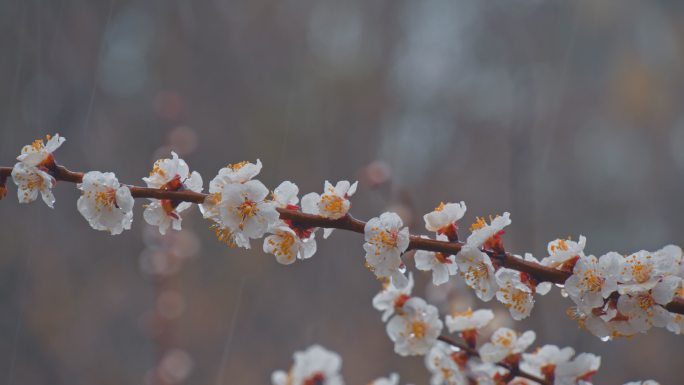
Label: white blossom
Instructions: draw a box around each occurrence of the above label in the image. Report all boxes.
[415,235,458,286]
[11,162,56,207]
[386,297,443,356]
[263,225,317,265]
[16,134,65,167]
[495,269,535,320]
[212,159,262,186]
[617,276,679,332]
[364,212,410,288]
[11,134,66,207]
[619,248,677,294]
[554,353,600,385]
[373,273,414,322]
[541,236,586,269]
[142,152,203,235]
[445,308,494,333]
[478,328,535,363]
[455,246,498,301]
[465,213,511,249]
[565,252,622,311]
[271,345,344,385]
[425,341,468,385]
[424,201,466,234]
[76,171,134,235]
[204,179,279,246]
[301,180,358,238]
[520,345,574,381]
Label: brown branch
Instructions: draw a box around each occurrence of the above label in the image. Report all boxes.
[437,335,550,385]
[2,164,684,316]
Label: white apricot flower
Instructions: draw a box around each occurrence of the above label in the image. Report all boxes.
[495,269,535,320]
[386,297,443,356]
[541,235,586,269]
[16,134,65,167]
[213,159,262,185]
[454,246,498,301]
[302,180,357,219]
[301,180,358,238]
[373,273,414,322]
[142,152,203,235]
[77,171,134,235]
[207,179,279,245]
[478,328,535,363]
[363,212,410,288]
[520,345,575,381]
[263,225,317,265]
[11,162,56,207]
[445,308,494,334]
[368,373,399,385]
[619,248,677,293]
[465,212,511,249]
[271,344,344,385]
[415,235,458,286]
[617,276,680,332]
[564,252,622,311]
[200,160,267,246]
[423,201,466,237]
[554,353,600,385]
[11,134,66,207]
[425,341,467,385]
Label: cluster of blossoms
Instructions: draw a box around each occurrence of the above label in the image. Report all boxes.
[553,241,684,338]
[371,275,630,385]
[3,134,681,384]
[364,203,553,321]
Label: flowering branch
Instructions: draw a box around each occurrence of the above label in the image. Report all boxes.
[2,161,684,320]
[2,164,682,316]
[437,335,550,385]
[2,135,681,385]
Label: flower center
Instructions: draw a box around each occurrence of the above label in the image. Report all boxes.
[582,270,605,293]
[409,321,427,339]
[268,232,296,260]
[237,199,258,220]
[631,262,653,284]
[321,195,344,215]
[550,239,569,253]
[370,228,398,249]
[636,293,655,311]
[434,202,446,212]
[94,189,117,211]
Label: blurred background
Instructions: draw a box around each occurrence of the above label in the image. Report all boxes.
[1,0,684,384]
